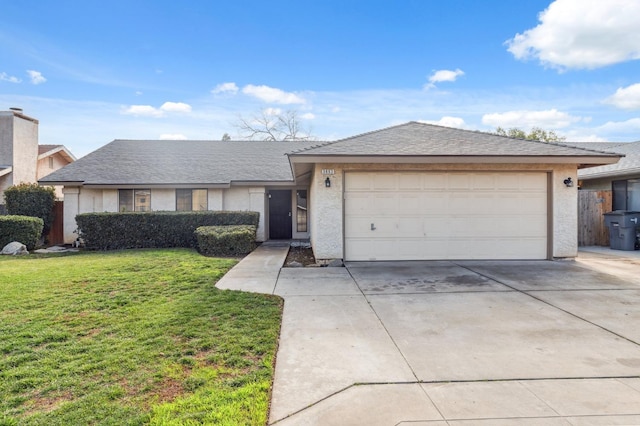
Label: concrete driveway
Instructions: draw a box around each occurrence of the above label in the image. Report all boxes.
[216,246,640,425]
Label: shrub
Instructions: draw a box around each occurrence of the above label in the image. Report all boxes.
[0,215,44,250]
[75,211,259,250]
[3,183,56,236]
[195,225,257,257]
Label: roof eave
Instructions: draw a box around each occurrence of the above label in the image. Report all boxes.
[0,166,13,177]
[37,146,77,162]
[288,154,621,165]
[37,180,297,189]
[579,167,640,180]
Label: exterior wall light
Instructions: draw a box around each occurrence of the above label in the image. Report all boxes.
[563,177,573,187]
[325,177,331,188]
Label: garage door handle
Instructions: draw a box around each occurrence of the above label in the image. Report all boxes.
[371,223,376,231]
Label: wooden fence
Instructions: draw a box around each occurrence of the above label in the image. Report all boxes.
[577,190,611,246]
[45,201,65,245]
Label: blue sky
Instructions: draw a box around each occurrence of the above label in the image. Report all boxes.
[1,0,640,157]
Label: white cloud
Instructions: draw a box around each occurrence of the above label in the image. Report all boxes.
[301,112,315,120]
[122,105,164,117]
[424,69,464,89]
[263,107,282,116]
[604,83,640,110]
[159,133,188,140]
[482,108,581,129]
[421,116,467,129]
[595,117,640,134]
[122,102,192,117]
[506,0,640,70]
[564,132,608,142]
[27,70,46,85]
[160,101,192,113]
[0,72,21,83]
[211,82,239,95]
[242,84,305,104]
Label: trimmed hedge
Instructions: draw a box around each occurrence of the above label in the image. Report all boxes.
[4,183,56,236]
[0,215,44,251]
[195,225,257,257]
[75,211,260,250]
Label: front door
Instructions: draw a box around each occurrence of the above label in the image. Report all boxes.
[269,190,292,239]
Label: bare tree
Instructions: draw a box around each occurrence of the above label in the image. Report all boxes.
[234,110,314,141]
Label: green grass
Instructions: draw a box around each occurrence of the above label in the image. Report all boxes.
[0,249,283,425]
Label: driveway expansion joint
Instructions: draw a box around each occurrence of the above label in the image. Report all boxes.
[455,262,640,348]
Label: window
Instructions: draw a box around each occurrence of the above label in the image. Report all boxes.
[296,190,308,232]
[118,189,151,212]
[612,179,640,211]
[176,189,208,211]
[612,180,627,210]
[48,157,54,169]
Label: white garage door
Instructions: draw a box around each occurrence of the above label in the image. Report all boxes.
[344,172,548,261]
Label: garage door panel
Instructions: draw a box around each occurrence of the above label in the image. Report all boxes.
[345,171,548,261]
[372,193,398,214]
[398,173,424,190]
[520,173,548,189]
[344,172,374,191]
[344,192,373,213]
[424,173,447,189]
[448,174,472,190]
[472,174,497,190]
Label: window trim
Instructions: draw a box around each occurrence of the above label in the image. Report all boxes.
[176,188,208,211]
[118,189,151,212]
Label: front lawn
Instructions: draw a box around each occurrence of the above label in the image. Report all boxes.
[0,249,282,425]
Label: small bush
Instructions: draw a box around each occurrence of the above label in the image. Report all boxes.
[3,183,55,236]
[76,211,259,250]
[0,215,44,250]
[195,225,257,257]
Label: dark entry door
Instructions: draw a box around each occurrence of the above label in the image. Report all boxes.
[269,190,292,239]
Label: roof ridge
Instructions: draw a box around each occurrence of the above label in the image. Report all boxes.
[287,122,422,155]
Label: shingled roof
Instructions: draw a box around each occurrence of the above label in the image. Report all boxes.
[568,141,640,179]
[39,139,316,186]
[289,122,622,160]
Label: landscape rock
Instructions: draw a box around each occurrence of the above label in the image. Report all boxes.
[2,241,29,256]
[287,261,304,268]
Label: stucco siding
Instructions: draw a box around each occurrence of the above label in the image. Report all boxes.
[11,115,38,186]
[311,162,580,260]
[222,187,251,210]
[0,112,38,201]
[209,189,223,210]
[103,190,118,212]
[309,166,344,260]
[580,177,617,191]
[551,165,578,257]
[79,189,105,214]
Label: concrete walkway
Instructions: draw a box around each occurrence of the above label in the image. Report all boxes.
[216,246,640,425]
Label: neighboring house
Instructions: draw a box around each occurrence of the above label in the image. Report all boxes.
[40,122,620,261]
[37,145,76,199]
[569,141,640,210]
[0,109,76,208]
